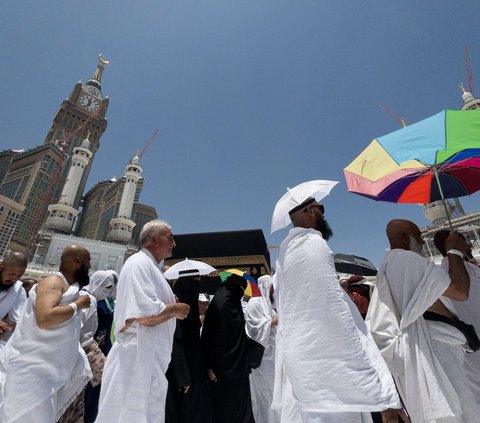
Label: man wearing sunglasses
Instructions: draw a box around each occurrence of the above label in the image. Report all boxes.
[272,196,405,423]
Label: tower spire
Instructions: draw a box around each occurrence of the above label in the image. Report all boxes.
[91,54,109,83]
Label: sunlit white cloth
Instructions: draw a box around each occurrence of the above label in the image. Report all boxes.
[366,249,477,423]
[0,281,27,350]
[80,270,117,348]
[246,275,281,423]
[95,249,176,423]
[0,280,91,422]
[441,257,480,407]
[272,227,399,422]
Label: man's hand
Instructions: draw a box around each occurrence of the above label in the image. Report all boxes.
[174,303,190,320]
[208,369,218,382]
[75,294,92,310]
[271,316,278,327]
[381,408,410,423]
[445,231,468,254]
[0,320,13,335]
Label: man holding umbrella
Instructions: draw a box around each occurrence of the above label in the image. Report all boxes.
[367,219,479,423]
[270,180,405,423]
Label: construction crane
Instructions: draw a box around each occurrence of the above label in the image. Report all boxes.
[465,45,475,96]
[380,103,407,128]
[138,129,159,160]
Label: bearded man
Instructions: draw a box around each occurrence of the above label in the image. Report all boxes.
[0,245,92,423]
[272,197,403,423]
[367,219,480,422]
[0,252,28,350]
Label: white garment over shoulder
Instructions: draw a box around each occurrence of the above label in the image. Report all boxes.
[246,275,281,423]
[366,249,478,423]
[272,227,399,422]
[95,249,176,423]
[440,257,480,406]
[0,281,27,350]
[0,279,91,422]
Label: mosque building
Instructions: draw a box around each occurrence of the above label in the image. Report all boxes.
[0,56,158,270]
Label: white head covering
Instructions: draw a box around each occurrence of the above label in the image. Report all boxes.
[245,275,275,348]
[198,293,210,303]
[86,270,118,301]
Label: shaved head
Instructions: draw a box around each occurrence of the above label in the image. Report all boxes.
[2,252,27,269]
[386,219,424,252]
[60,245,89,264]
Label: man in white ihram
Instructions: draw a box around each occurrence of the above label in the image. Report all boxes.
[0,252,28,351]
[367,219,480,422]
[433,229,480,408]
[95,220,190,423]
[0,245,93,423]
[271,185,406,423]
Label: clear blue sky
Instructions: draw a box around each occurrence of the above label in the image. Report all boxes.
[1,1,479,266]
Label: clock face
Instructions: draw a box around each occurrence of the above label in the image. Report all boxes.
[79,95,100,112]
[85,85,101,97]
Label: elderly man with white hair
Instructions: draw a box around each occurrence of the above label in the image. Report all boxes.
[246,274,280,423]
[95,220,190,423]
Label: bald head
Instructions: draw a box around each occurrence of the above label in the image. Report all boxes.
[59,245,91,286]
[2,252,27,269]
[60,245,89,265]
[386,219,424,252]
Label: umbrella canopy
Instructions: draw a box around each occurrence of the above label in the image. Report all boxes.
[219,268,261,297]
[344,109,480,204]
[333,253,378,276]
[163,258,216,280]
[271,180,339,234]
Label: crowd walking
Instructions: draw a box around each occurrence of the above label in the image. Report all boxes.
[0,181,478,423]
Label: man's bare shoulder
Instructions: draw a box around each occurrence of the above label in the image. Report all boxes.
[37,275,67,294]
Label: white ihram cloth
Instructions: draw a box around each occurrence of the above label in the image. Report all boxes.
[440,256,480,406]
[95,249,176,423]
[272,227,399,423]
[80,270,117,348]
[366,249,479,423]
[0,279,91,422]
[0,281,27,349]
[246,275,281,423]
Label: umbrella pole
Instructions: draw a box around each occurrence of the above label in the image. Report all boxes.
[433,163,454,231]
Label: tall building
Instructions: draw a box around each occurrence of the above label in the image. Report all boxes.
[45,134,93,233]
[0,195,25,258]
[131,203,158,246]
[108,154,143,243]
[0,143,63,252]
[43,54,109,209]
[75,161,148,245]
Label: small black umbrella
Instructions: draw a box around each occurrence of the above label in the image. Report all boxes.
[333,253,377,276]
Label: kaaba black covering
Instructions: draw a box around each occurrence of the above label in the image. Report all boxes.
[170,229,270,264]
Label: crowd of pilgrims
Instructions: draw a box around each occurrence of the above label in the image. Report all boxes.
[0,205,478,423]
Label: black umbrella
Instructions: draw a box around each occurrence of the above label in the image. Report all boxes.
[333,253,377,276]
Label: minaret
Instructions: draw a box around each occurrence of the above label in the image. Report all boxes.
[108,153,143,243]
[45,134,93,233]
[459,82,480,110]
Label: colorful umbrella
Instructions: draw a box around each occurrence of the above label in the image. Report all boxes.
[344,109,480,226]
[219,268,261,297]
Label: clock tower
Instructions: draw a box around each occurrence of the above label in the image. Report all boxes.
[43,54,110,208]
